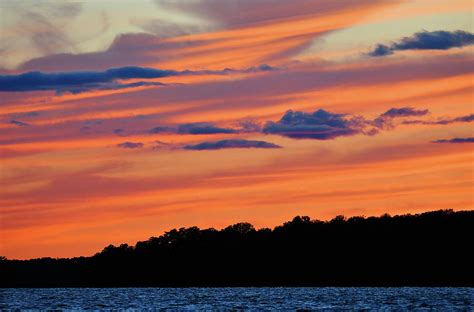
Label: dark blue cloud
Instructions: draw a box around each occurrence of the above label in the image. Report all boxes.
[184,139,281,150]
[104,66,177,79]
[373,107,429,129]
[9,119,30,126]
[178,122,237,135]
[369,30,474,56]
[453,114,474,123]
[150,118,263,135]
[381,107,429,118]
[243,64,278,73]
[369,44,392,57]
[149,126,174,134]
[432,137,474,144]
[263,109,366,140]
[0,66,175,93]
[117,142,144,149]
[0,64,277,94]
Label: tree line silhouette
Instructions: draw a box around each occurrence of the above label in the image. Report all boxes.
[1,209,473,287]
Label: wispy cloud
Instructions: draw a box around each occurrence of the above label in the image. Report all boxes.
[403,114,474,125]
[0,1,82,69]
[373,107,429,129]
[369,30,474,56]
[14,0,395,74]
[184,139,281,150]
[154,0,387,29]
[432,137,474,144]
[380,107,429,118]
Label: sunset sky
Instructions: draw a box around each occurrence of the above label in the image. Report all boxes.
[0,0,473,259]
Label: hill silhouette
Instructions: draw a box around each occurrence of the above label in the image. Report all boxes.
[1,209,473,287]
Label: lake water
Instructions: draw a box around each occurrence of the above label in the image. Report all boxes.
[1,287,473,310]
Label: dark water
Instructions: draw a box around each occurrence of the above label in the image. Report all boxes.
[1,287,473,310]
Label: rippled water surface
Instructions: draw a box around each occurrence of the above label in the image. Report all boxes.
[1,287,473,310]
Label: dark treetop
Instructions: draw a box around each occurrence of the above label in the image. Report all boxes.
[1,209,473,287]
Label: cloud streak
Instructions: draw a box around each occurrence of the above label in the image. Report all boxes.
[0,64,276,94]
[178,123,237,135]
[150,119,262,135]
[0,66,176,93]
[373,107,429,129]
[380,107,429,118]
[143,107,473,146]
[432,137,474,144]
[261,107,473,141]
[184,139,281,150]
[403,114,474,125]
[9,120,30,127]
[57,81,166,95]
[369,30,474,56]
[154,0,389,29]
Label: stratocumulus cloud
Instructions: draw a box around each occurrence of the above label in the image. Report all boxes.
[184,139,281,150]
[0,65,277,94]
[432,137,474,143]
[369,30,474,56]
[263,109,367,140]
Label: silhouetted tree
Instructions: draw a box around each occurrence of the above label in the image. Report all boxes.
[1,209,473,287]
[224,222,255,235]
